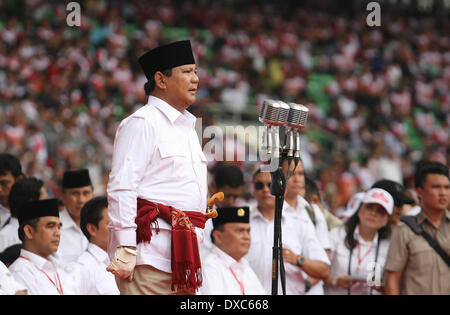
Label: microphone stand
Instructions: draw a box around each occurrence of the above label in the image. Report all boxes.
[270,146,294,295]
[270,156,286,295]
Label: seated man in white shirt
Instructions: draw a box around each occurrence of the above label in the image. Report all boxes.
[245,169,331,295]
[77,196,119,295]
[9,199,80,294]
[200,206,265,295]
[0,177,48,252]
[57,169,93,264]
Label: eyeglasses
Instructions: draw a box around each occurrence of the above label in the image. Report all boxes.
[254,181,271,190]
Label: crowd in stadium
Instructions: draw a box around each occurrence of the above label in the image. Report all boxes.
[0,0,449,296]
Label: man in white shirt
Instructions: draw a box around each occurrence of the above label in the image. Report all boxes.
[57,169,93,264]
[283,159,331,294]
[245,169,331,295]
[77,196,119,295]
[0,153,23,233]
[9,199,79,295]
[200,206,265,295]
[107,40,208,295]
[0,177,48,252]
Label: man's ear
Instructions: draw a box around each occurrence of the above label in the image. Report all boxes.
[23,224,34,240]
[86,222,97,238]
[415,187,423,202]
[154,71,167,90]
[212,229,222,246]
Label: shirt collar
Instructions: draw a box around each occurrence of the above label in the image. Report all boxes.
[417,209,450,225]
[148,95,196,128]
[211,245,248,272]
[354,226,379,246]
[59,209,77,230]
[87,243,110,265]
[20,249,57,271]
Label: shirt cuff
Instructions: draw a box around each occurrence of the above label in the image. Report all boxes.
[112,229,137,247]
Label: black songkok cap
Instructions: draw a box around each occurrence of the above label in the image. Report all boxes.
[62,169,92,189]
[138,40,195,80]
[17,198,60,226]
[371,179,414,207]
[213,206,250,229]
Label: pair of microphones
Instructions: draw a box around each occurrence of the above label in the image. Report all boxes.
[259,100,309,172]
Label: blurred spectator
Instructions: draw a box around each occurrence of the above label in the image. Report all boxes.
[77,196,119,295]
[0,176,48,252]
[56,169,93,264]
[325,188,394,295]
[385,161,449,295]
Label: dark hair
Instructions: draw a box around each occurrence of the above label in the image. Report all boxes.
[18,218,39,243]
[343,205,392,251]
[304,176,320,203]
[144,68,172,95]
[80,196,108,241]
[210,225,224,244]
[0,153,22,178]
[214,164,244,188]
[414,161,449,188]
[8,177,44,218]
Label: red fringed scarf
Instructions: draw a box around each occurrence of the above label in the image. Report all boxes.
[135,198,206,293]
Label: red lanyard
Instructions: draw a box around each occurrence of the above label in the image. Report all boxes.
[229,267,245,295]
[356,241,373,273]
[19,255,64,295]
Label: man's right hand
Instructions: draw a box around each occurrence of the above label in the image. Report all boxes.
[106,246,137,281]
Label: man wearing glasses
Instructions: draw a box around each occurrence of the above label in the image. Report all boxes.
[245,168,330,295]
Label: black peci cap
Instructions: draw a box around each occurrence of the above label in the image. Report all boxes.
[138,40,195,80]
[62,169,92,189]
[213,206,250,229]
[17,198,60,226]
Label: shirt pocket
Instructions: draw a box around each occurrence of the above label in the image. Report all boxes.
[157,141,190,179]
[408,238,434,270]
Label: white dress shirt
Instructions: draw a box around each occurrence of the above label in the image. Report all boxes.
[245,208,330,295]
[283,195,331,295]
[77,243,119,295]
[0,216,20,252]
[107,96,208,273]
[325,225,390,295]
[0,261,27,295]
[9,249,80,295]
[56,209,89,264]
[199,245,266,295]
[284,195,331,250]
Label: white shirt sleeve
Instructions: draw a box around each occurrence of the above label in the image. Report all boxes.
[107,116,155,247]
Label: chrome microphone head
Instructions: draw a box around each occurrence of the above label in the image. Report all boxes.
[259,99,280,124]
[276,101,290,125]
[297,103,309,129]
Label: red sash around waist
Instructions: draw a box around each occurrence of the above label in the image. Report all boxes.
[135,198,206,293]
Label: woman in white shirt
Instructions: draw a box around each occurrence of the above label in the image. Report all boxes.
[325,188,394,295]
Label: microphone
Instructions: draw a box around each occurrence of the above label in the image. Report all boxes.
[259,100,290,158]
[287,103,309,164]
